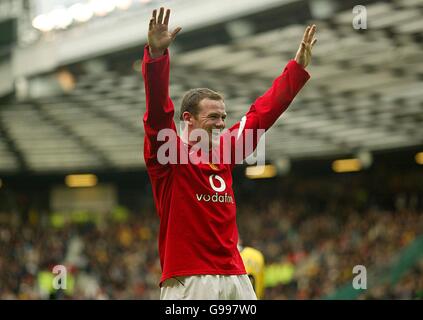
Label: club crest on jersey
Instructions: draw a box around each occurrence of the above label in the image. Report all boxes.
[208,163,219,171]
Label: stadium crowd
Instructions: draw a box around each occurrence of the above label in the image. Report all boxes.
[0,171,422,299]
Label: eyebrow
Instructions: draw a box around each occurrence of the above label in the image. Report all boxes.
[208,112,227,117]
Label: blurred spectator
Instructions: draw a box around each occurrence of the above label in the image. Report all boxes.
[0,171,422,299]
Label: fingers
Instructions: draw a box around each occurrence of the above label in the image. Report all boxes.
[152,9,157,24]
[297,25,316,67]
[302,26,310,44]
[298,41,307,56]
[152,7,171,26]
[164,8,170,25]
[158,7,164,24]
[299,40,313,56]
[303,24,316,44]
[171,27,182,40]
[307,24,316,44]
[149,18,154,31]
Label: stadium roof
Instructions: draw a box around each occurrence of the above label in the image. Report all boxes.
[0,0,422,173]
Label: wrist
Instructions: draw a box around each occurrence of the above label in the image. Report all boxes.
[295,58,306,69]
[149,47,165,58]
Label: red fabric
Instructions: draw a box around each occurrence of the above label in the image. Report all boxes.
[142,45,310,284]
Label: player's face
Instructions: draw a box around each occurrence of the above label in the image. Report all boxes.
[193,98,226,147]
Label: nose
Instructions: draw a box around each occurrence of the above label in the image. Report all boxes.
[216,118,225,129]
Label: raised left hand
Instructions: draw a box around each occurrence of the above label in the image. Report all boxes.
[295,25,317,68]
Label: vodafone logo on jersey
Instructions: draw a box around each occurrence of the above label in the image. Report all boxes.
[209,174,226,192]
[195,174,233,204]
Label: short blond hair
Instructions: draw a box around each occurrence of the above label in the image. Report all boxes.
[180,88,224,120]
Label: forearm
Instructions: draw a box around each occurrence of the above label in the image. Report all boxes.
[248,59,310,130]
[142,45,174,130]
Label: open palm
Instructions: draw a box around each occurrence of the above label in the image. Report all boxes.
[148,8,181,57]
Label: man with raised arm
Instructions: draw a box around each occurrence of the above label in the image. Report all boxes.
[142,7,317,300]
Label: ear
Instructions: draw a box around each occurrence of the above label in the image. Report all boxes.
[182,111,194,125]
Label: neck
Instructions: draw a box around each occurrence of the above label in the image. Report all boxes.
[181,126,193,146]
[181,126,214,154]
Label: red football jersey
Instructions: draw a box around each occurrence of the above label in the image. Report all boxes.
[142,45,310,284]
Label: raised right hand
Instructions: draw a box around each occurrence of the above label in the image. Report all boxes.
[148,7,182,58]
